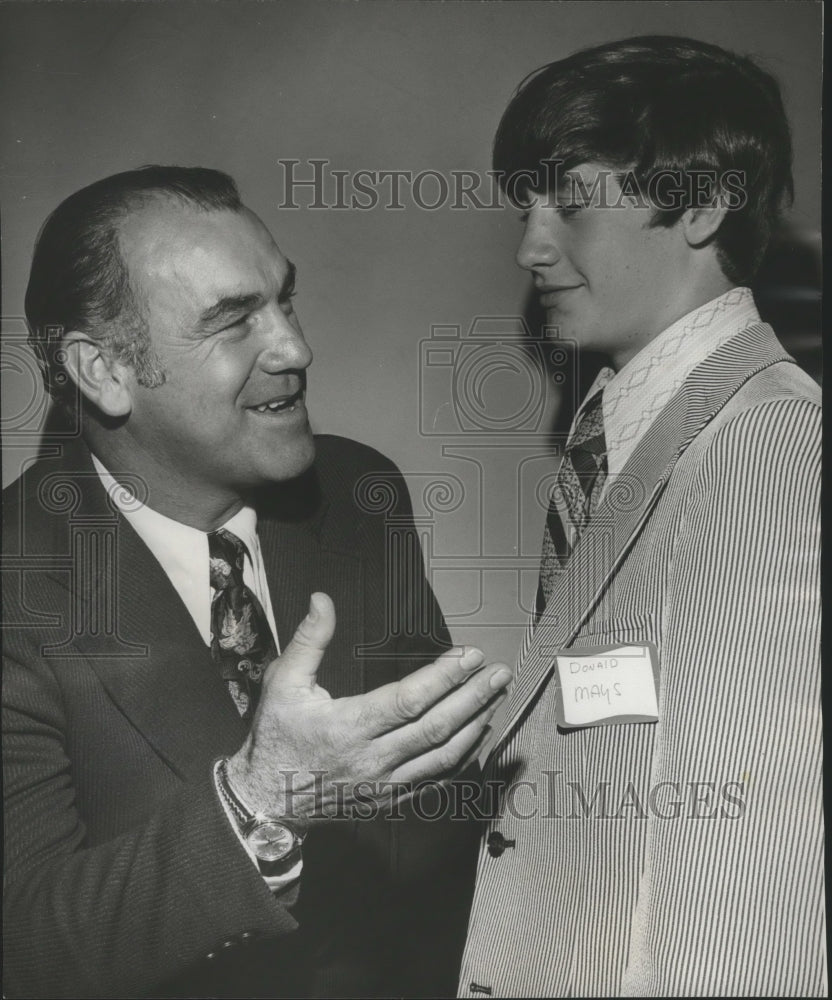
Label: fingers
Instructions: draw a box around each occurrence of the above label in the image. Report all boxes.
[267,593,336,693]
[352,646,490,736]
[389,688,507,785]
[419,720,494,787]
[374,661,512,769]
[453,723,495,775]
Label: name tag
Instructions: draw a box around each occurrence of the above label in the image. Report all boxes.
[554,643,660,729]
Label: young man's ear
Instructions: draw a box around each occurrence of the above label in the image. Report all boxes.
[60,332,133,418]
[681,198,729,248]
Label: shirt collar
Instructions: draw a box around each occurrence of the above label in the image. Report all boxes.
[220,506,259,559]
[91,454,259,545]
[90,455,260,643]
[91,454,208,575]
[574,287,760,478]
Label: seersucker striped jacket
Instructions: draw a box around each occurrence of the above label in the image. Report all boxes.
[459,324,824,997]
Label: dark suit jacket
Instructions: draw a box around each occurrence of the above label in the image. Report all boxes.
[2,432,478,999]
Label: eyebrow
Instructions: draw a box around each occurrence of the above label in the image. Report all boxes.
[197,260,297,328]
[198,292,263,329]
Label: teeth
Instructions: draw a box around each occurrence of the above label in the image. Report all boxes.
[254,399,296,413]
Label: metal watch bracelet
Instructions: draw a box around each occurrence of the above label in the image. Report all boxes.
[215,757,255,827]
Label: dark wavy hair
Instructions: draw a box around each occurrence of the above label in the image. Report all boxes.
[493,35,793,283]
[25,165,242,405]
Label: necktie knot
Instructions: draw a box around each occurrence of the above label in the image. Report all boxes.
[564,390,607,499]
[568,390,606,454]
[209,528,247,592]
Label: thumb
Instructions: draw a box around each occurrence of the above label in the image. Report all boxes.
[270,592,336,692]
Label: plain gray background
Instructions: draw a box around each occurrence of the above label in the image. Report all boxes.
[1,0,821,666]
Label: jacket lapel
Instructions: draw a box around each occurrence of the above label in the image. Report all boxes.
[32,439,249,781]
[491,323,793,752]
[85,517,250,780]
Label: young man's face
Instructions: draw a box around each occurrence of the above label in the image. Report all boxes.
[115,198,315,514]
[516,163,692,370]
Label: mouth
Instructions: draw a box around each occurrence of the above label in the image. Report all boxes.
[539,286,582,307]
[247,386,305,415]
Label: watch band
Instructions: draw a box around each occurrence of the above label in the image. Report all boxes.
[216,757,255,826]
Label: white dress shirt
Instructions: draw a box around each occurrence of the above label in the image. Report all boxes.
[91,454,300,890]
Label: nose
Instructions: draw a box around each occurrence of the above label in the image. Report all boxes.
[516,207,562,272]
[257,304,313,373]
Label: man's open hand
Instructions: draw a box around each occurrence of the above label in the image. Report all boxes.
[226,592,511,822]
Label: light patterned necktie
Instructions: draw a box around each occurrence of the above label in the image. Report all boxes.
[208,528,276,720]
[536,389,608,619]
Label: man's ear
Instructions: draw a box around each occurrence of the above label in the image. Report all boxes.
[681,199,729,249]
[60,332,133,418]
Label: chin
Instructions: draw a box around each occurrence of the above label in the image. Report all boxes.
[260,436,317,484]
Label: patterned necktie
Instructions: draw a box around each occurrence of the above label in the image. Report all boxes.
[536,390,608,618]
[208,528,277,720]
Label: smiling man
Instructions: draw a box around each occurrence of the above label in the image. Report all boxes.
[459,36,823,997]
[93,199,316,522]
[2,166,512,998]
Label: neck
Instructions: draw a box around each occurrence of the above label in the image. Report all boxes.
[85,427,245,531]
[609,271,736,371]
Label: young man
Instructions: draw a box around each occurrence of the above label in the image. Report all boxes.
[460,36,823,997]
[3,166,511,997]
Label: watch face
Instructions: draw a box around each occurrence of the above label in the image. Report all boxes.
[246,821,296,862]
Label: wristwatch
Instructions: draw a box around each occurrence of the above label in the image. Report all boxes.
[216,758,305,876]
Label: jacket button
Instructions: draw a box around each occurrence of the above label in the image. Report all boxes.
[487,831,516,857]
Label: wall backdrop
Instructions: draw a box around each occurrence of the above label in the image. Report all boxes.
[1,0,821,667]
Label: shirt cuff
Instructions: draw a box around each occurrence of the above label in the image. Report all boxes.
[212,759,303,892]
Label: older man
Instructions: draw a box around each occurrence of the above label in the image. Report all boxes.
[3,166,511,998]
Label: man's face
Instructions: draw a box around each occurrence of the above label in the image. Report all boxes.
[517,163,691,369]
[117,199,314,510]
